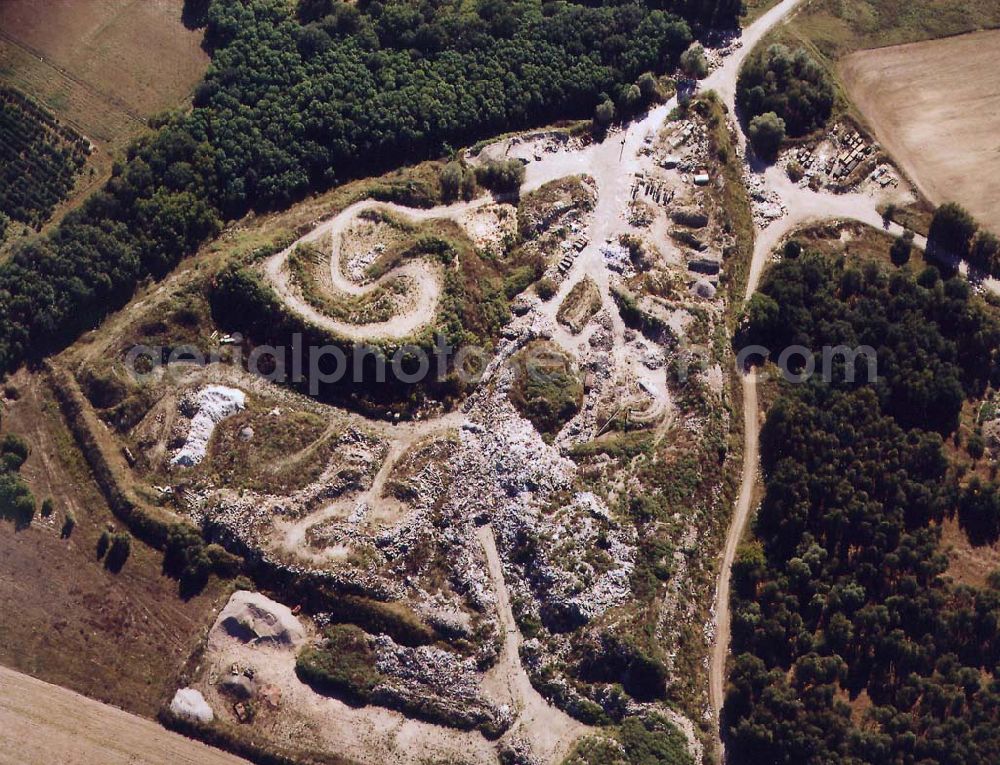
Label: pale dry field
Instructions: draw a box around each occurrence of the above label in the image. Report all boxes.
[0,665,248,765]
[840,30,1000,233]
[0,0,208,123]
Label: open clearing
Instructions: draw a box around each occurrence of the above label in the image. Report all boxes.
[840,30,1000,233]
[0,664,248,765]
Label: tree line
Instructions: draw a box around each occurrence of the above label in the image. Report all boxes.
[927,202,1000,278]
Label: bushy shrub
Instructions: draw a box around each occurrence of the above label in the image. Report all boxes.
[295,624,383,704]
[509,341,583,435]
[928,201,977,264]
[97,530,111,559]
[890,230,914,265]
[748,112,786,162]
[474,159,525,195]
[1,433,29,471]
[60,510,76,538]
[535,277,557,301]
[737,44,834,136]
[619,714,693,765]
[594,99,615,129]
[679,43,708,78]
[440,161,477,202]
[105,532,132,572]
[0,471,34,528]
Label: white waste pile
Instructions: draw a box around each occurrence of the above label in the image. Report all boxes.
[170,688,214,723]
[744,172,786,227]
[346,245,382,282]
[450,361,635,626]
[172,385,246,467]
[536,491,636,622]
[456,398,575,500]
[601,243,634,275]
[414,591,476,640]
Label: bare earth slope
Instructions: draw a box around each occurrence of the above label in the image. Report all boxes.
[840,30,1000,233]
[0,665,249,765]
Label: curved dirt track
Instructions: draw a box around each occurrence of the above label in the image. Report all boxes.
[0,665,250,765]
[707,371,757,734]
[264,197,492,342]
[278,412,466,556]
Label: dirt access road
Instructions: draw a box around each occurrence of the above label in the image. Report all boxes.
[0,664,249,765]
[704,0,983,755]
[477,526,591,764]
[840,29,1000,234]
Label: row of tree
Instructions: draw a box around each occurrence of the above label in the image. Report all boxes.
[0,422,35,529]
[0,88,89,229]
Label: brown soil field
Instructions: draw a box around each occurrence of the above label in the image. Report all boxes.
[0,0,208,121]
[0,664,249,765]
[0,370,229,717]
[0,0,209,225]
[840,30,1000,234]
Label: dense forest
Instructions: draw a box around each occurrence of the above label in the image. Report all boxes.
[0,0,740,377]
[726,251,1000,764]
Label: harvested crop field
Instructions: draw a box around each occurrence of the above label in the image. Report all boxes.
[0,664,248,765]
[840,30,1000,233]
[0,0,208,124]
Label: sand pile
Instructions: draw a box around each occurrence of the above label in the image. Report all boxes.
[214,590,305,648]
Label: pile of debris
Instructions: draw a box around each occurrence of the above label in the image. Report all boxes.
[745,171,786,227]
[171,385,246,467]
[779,124,885,193]
[345,243,384,283]
[372,635,512,734]
[215,590,306,648]
[662,120,710,172]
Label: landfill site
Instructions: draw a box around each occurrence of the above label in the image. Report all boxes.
[20,3,910,762]
[6,1,937,763]
[35,75,751,765]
